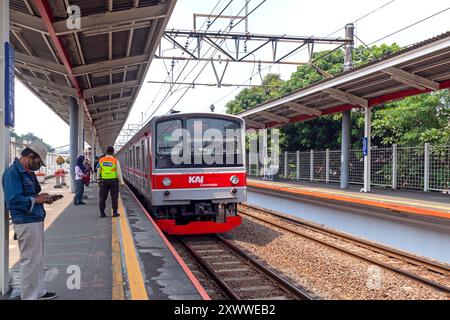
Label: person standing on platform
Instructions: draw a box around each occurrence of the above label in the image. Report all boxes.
[74,155,87,205]
[83,159,93,187]
[97,146,125,218]
[2,140,60,300]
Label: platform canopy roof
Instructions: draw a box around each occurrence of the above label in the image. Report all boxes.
[239,32,450,130]
[10,0,176,148]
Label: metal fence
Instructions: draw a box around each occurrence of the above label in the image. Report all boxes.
[247,144,450,193]
[9,137,69,178]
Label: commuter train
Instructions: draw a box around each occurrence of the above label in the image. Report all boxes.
[117,113,246,235]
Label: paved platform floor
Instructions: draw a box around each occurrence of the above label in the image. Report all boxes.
[5,177,207,300]
[248,178,450,219]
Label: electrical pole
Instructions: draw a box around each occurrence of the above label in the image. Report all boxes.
[340,23,354,190]
[245,0,249,33]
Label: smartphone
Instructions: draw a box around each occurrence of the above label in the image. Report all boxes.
[50,194,64,201]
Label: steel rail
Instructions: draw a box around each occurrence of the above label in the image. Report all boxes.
[239,204,450,293]
[180,238,241,300]
[240,203,450,275]
[216,235,314,300]
[179,236,314,300]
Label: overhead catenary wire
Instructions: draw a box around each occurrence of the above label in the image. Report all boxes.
[146,0,261,120]
[368,6,450,46]
[161,0,255,115]
[165,0,265,116]
[163,0,393,115]
[141,0,229,119]
[319,0,397,39]
[351,6,450,67]
[142,0,238,121]
[206,0,449,111]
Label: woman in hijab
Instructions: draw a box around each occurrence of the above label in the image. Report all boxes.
[74,155,87,205]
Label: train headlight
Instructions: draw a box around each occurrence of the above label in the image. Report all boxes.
[162,177,172,187]
[230,175,240,185]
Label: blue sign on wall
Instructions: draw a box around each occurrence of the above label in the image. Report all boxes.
[363,137,368,157]
[4,42,15,127]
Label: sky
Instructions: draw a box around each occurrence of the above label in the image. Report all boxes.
[12,0,450,148]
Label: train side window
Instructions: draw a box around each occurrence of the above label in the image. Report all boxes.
[129,150,132,168]
[136,145,141,169]
[141,140,146,173]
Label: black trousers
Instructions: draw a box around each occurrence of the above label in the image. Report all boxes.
[99,179,119,213]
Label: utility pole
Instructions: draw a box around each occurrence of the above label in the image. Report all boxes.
[340,23,354,190]
[245,0,249,33]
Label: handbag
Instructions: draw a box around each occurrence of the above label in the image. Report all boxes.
[82,172,91,186]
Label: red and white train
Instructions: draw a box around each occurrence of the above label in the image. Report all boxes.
[117,113,246,235]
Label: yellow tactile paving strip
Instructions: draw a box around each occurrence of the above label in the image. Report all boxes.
[116,197,149,300]
[111,217,125,300]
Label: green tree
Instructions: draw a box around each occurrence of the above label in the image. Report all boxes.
[19,132,55,152]
[226,73,284,114]
[372,91,450,146]
[226,43,450,151]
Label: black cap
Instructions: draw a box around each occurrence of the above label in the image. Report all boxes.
[106,146,115,155]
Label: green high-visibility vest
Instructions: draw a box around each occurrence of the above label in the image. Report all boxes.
[99,156,118,180]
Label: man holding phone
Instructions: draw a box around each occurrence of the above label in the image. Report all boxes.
[2,140,62,300]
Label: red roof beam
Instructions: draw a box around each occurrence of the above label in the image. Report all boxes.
[261,79,450,129]
[34,0,93,124]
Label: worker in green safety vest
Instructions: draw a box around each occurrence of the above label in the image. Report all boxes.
[97,146,125,218]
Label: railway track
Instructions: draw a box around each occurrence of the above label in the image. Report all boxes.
[239,203,450,294]
[178,235,314,300]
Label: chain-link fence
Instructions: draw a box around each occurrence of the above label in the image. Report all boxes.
[9,137,69,178]
[429,145,450,191]
[329,150,341,183]
[349,149,364,185]
[371,147,393,188]
[249,144,450,193]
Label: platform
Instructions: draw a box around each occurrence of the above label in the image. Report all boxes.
[6,178,208,300]
[247,178,450,263]
[248,178,450,221]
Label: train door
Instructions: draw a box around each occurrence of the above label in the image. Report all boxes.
[131,145,136,186]
[126,149,131,181]
[147,134,153,202]
[123,150,128,180]
[140,139,146,194]
[135,143,141,190]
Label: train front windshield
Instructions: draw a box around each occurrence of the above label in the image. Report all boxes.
[156,117,244,169]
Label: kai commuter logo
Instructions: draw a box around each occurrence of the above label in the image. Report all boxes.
[189,176,204,184]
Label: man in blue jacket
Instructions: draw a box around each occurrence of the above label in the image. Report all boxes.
[3,140,59,300]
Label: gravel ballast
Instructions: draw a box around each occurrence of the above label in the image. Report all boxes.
[226,213,449,300]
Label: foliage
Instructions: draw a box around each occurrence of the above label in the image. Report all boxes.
[9,129,55,152]
[226,43,450,150]
[56,156,66,166]
[226,73,284,115]
[372,91,450,146]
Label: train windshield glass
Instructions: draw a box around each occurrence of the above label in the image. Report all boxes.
[156,117,243,169]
